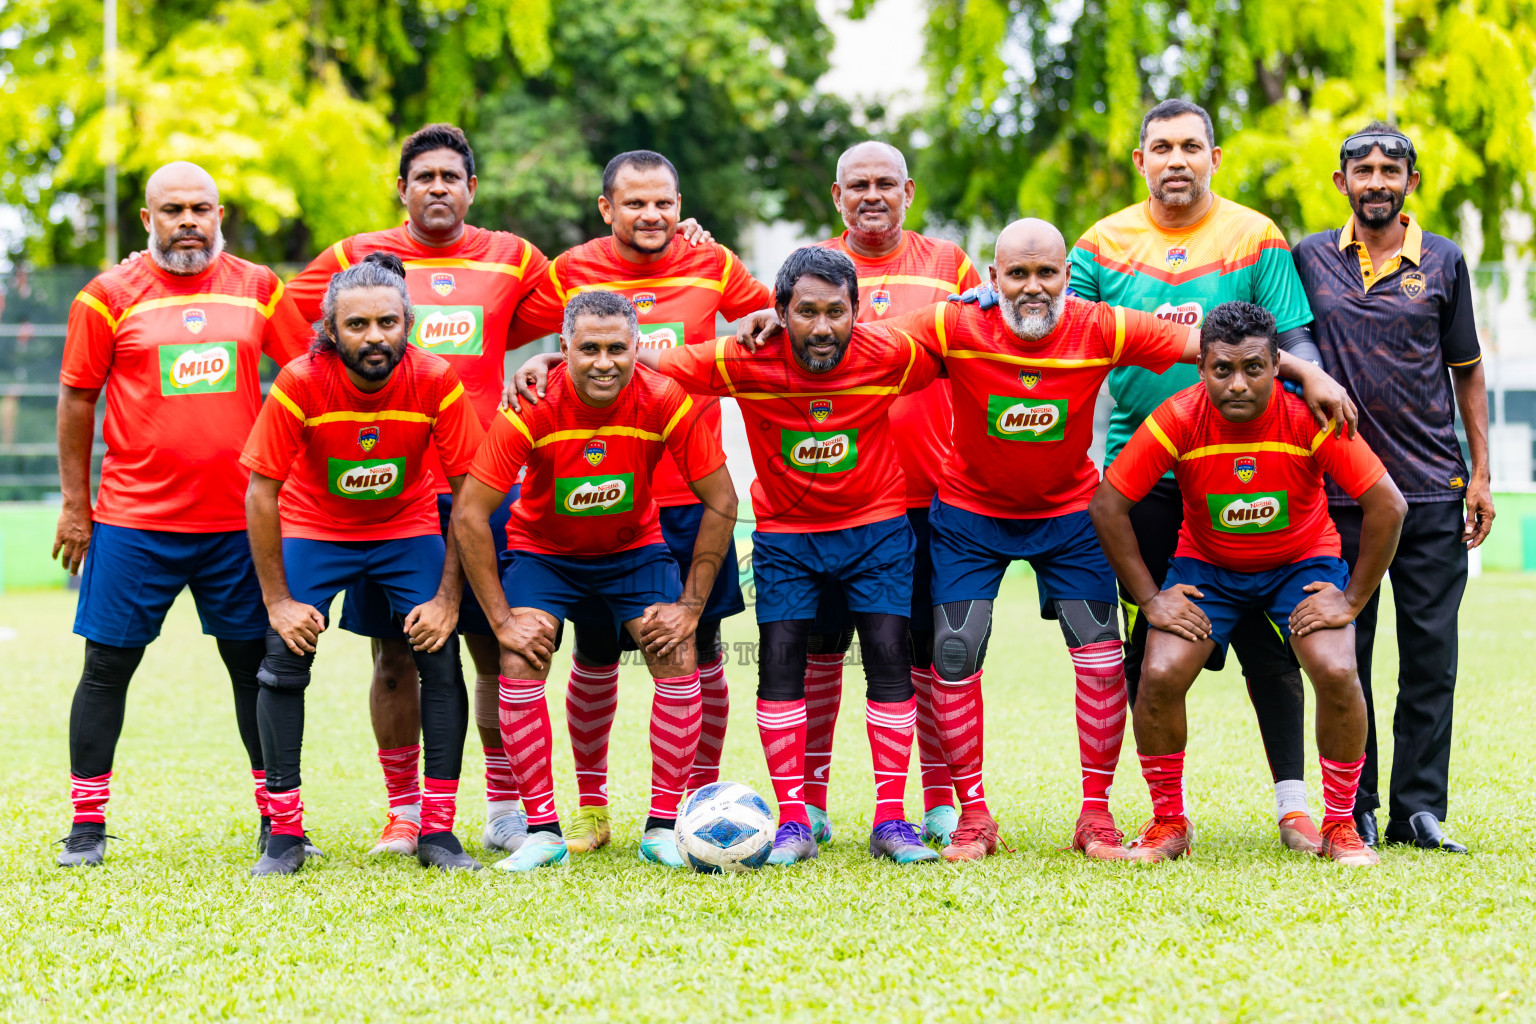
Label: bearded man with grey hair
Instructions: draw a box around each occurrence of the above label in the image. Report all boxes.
[52,161,311,868]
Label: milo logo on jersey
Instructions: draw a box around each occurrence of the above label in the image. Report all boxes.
[159,342,238,396]
[328,458,407,499]
[556,474,635,515]
[411,305,483,355]
[1208,491,1290,533]
[636,322,687,350]
[1153,301,1204,328]
[986,396,1067,441]
[781,429,858,473]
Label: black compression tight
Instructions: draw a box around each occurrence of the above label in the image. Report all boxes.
[758,613,913,703]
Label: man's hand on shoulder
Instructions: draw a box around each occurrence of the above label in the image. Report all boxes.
[734,308,782,352]
[506,351,565,411]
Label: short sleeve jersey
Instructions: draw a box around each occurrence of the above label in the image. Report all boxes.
[286,225,548,492]
[816,231,981,507]
[470,363,724,557]
[1106,384,1387,571]
[1292,215,1480,504]
[1069,195,1314,466]
[61,254,312,532]
[240,346,484,542]
[658,324,939,533]
[885,298,1187,519]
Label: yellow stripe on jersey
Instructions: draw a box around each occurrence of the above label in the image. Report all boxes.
[403,256,531,278]
[944,350,1114,369]
[1179,440,1312,461]
[719,249,735,288]
[891,328,920,393]
[74,291,119,330]
[116,292,280,326]
[565,276,728,296]
[304,409,436,427]
[661,397,693,442]
[954,256,975,291]
[331,240,352,270]
[532,426,664,447]
[934,303,949,358]
[855,273,960,293]
[1308,421,1336,453]
[1112,307,1126,364]
[714,336,738,397]
[501,408,535,442]
[1145,418,1179,458]
[268,384,305,421]
[733,386,901,399]
[438,382,466,411]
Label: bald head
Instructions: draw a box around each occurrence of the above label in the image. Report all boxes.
[141,161,223,276]
[994,218,1067,266]
[835,141,907,183]
[990,218,1069,342]
[832,141,915,257]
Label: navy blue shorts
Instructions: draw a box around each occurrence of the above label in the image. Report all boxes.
[659,502,747,622]
[339,485,517,638]
[502,543,680,633]
[928,499,1117,617]
[1164,555,1351,667]
[286,535,446,628]
[809,505,934,636]
[74,523,268,646]
[750,515,915,625]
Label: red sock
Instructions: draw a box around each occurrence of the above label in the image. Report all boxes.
[1320,754,1366,825]
[483,746,518,803]
[1072,640,1128,811]
[251,769,271,817]
[69,771,111,825]
[802,653,844,807]
[421,777,459,835]
[933,670,989,818]
[1138,750,1186,820]
[267,787,304,838]
[649,672,703,820]
[500,676,559,827]
[866,697,917,825]
[566,660,619,808]
[686,655,729,792]
[910,667,955,812]
[757,698,810,827]
[377,744,421,812]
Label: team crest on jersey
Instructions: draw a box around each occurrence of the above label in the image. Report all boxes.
[585,439,607,466]
[632,292,657,314]
[1234,456,1257,484]
[870,289,892,316]
[182,308,207,334]
[431,272,456,297]
[1165,247,1188,270]
[1019,369,1041,390]
[1400,271,1425,299]
[358,425,380,453]
[810,399,833,423]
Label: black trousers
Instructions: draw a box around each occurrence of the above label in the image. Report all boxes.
[1332,500,1466,823]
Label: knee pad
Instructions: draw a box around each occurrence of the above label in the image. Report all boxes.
[1053,599,1120,648]
[474,674,501,731]
[932,601,993,681]
[806,628,855,657]
[257,629,314,691]
[82,639,146,689]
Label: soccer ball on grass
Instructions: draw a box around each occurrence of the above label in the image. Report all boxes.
[677,781,775,873]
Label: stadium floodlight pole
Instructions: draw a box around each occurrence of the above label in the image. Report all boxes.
[1385,0,1396,122]
[103,0,118,267]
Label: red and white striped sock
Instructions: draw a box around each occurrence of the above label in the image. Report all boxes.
[649,672,703,820]
[932,670,990,818]
[1071,640,1128,812]
[421,776,459,835]
[866,697,917,825]
[483,746,519,812]
[757,698,810,827]
[686,655,730,792]
[69,771,111,825]
[267,787,305,838]
[251,768,272,818]
[1320,754,1366,825]
[500,676,559,828]
[1138,750,1186,820]
[802,653,844,808]
[910,667,955,812]
[566,660,619,808]
[377,743,421,821]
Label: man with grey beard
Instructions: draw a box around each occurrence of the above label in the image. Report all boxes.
[879,217,1356,862]
[52,161,311,867]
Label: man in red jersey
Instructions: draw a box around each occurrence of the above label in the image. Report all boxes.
[1090,301,1404,865]
[505,150,768,854]
[872,219,1354,863]
[285,124,548,857]
[452,290,738,872]
[242,254,485,877]
[797,140,982,848]
[53,161,310,867]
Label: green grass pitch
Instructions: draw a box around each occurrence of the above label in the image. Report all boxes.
[2,574,1532,1021]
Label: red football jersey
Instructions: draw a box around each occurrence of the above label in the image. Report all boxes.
[286,225,549,492]
[817,231,980,507]
[1106,384,1387,571]
[240,346,484,542]
[511,236,769,507]
[471,363,724,557]
[658,324,940,533]
[886,298,1187,520]
[61,254,311,533]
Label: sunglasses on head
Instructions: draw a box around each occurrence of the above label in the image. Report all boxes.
[1339,133,1417,166]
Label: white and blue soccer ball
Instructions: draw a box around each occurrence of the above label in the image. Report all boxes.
[677,781,775,873]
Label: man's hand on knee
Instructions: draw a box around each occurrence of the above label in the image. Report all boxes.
[1144,585,1211,643]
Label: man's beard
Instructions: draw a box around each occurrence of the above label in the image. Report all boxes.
[338,340,406,382]
[149,226,224,275]
[1149,169,1210,209]
[844,201,903,249]
[1000,290,1066,342]
[795,333,849,372]
[619,222,673,255]
[1352,186,1405,230]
